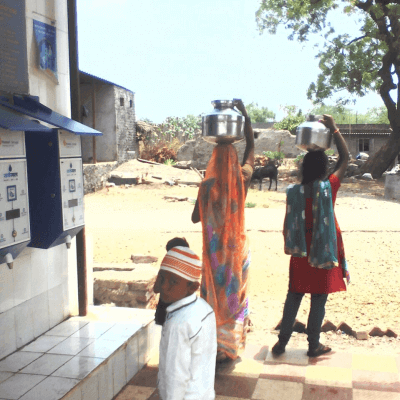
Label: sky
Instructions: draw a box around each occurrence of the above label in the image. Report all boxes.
[76,0,384,123]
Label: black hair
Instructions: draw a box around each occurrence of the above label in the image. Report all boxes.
[301,150,328,184]
[166,237,190,251]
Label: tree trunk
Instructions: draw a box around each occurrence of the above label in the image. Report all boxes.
[359,128,400,178]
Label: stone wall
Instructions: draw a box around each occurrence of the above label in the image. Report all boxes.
[93,264,158,309]
[177,129,303,169]
[114,87,137,162]
[385,173,400,200]
[83,161,119,194]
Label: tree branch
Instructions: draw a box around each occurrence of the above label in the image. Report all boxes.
[346,34,368,45]
[355,0,373,12]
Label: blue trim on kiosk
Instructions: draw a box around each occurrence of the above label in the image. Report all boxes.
[25,129,84,249]
[0,95,102,136]
[0,107,52,131]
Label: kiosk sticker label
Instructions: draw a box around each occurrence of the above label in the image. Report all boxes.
[7,186,17,201]
[69,179,76,192]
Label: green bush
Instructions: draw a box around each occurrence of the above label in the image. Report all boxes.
[164,159,176,166]
[245,202,257,208]
[263,150,285,161]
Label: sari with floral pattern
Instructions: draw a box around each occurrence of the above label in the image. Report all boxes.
[198,144,251,359]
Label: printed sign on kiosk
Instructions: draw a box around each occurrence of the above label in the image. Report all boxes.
[0,128,30,268]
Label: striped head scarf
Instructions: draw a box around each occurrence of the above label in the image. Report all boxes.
[160,246,202,282]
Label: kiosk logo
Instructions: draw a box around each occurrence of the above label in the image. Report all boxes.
[67,163,76,174]
[4,165,18,179]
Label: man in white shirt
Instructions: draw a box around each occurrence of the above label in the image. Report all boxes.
[157,246,217,400]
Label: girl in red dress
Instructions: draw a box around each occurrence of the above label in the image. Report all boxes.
[272,115,349,358]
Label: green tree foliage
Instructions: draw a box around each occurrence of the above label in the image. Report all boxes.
[256,0,400,177]
[158,115,201,141]
[310,104,389,124]
[364,106,390,124]
[245,102,276,122]
[274,105,306,134]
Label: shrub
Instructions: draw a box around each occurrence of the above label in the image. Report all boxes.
[140,139,177,163]
[263,151,285,161]
[245,202,257,208]
[164,159,176,166]
[325,149,335,156]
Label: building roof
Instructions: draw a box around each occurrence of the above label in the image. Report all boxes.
[0,95,102,136]
[337,124,391,135]
[79,71,134,93]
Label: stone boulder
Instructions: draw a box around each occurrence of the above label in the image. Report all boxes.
[345,163,360,177]
[177,139,197,162]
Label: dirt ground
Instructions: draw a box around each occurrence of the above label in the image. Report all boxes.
[84,160,400,355]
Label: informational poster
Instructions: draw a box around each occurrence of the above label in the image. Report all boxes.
[0,0,29,94]
[33,19,58,82]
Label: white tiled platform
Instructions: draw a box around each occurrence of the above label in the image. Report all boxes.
[0,306,155,400]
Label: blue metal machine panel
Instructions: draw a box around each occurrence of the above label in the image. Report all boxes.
[0,95,102,136]
[25,129,83,249]
[0,107,52,131]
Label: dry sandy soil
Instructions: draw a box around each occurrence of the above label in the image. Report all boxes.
[84,160,400,355]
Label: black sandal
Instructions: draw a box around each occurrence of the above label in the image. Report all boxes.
[307,344,331,357]
[272,340,286,355]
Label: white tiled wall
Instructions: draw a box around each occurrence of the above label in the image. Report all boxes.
[0,241,79,360]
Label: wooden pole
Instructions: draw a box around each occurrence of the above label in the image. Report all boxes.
[68,0,88,316]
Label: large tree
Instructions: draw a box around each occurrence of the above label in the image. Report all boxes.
[256,0,400,177]
[246,102,276,122]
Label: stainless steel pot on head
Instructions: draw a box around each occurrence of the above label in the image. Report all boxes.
[202,100,245,144]
[295,115,332,151]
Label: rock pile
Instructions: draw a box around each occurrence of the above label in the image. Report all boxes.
[275,318,398,341]
[93,255,160,309]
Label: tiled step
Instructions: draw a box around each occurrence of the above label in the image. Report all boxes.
[117,342,400,400]
[0,306,155,400]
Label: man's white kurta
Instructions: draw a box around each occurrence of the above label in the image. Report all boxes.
[158,294,217,400]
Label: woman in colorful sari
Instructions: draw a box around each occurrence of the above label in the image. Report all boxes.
[273,114,350,358]
[192,99,254,362]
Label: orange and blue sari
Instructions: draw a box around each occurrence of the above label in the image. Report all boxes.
[198,144,251,360]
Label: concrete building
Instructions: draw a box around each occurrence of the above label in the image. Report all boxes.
[336,124,392,158]
[79,71,137,163]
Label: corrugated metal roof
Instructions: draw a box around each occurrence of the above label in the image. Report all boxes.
[80,71,134,93]
[337,123,391,136]
[341,132,390,135]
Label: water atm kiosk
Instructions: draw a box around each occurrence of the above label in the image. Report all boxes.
[0,129,31,267]
[0,95,102,258]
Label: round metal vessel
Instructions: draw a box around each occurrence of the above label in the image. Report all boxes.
[202,100,245,144]
[295,117,332,151]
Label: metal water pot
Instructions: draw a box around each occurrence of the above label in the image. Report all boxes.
[295,115,332,151]
[202,100,245,144]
